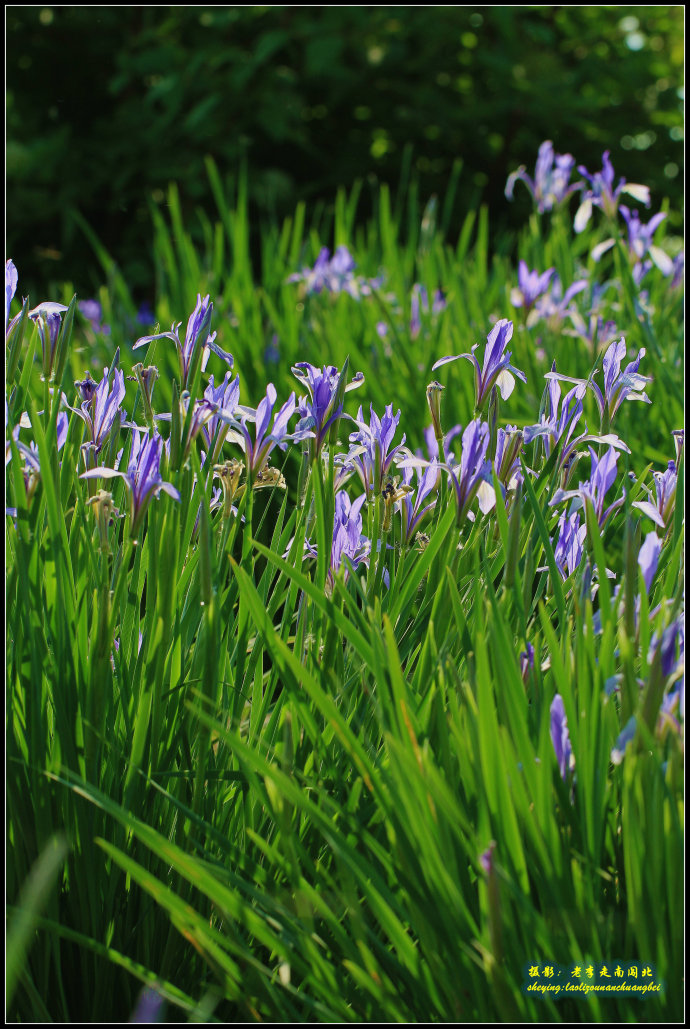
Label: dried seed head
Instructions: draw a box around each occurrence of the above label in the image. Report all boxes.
[213,459,245,517]
[254,465,286,490]
[86,488,122,552]
[414,531,430,552]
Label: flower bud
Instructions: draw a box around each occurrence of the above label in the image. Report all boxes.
[129,363,159,427]
[86,488,121,553]
[426,381,445,444]
[75,371,99,405]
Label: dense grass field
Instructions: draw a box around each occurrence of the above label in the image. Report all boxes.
[6,145,684,1022]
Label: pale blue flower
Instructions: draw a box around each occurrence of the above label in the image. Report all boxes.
[446,419,496,525]
[65,365,129,466]
[433,318,526,411]
[524,369,629,485]
[292,361,364,458]
[81,429,180,535]
[638,531,662,594]
[545,337,651,426]
[5,258,18,334]
[303,490,371,592]
[632,461,678,533]
[505,140,580,213]
[550,446,624,528]
[398,460,439,545]
[550,694,574,781]
[510,261,555,312]
[347,403,409,499]
[574,151,650,231]
[553,510,586,580]
[619,205,673,274]
[133,294,233,387]
[234,384,306,483]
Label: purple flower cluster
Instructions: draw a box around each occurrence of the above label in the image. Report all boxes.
[287,246,382,299]
[506,143,676,290]
[505,140,581,213]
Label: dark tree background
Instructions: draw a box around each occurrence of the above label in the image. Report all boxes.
[6,6,684,299]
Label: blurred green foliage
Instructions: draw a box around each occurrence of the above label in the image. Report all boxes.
[6,6,684,299]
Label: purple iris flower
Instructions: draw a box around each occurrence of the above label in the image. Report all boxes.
[519,643,535,683]
[65,366,128,465]
[638,531,662,595]
[130,986,165,1023]
[619,206,673,275]
[494,426,524,492]
[433,319,526,411]
[551,446,624,528]
[328,245,356,289]
[593,337,651,422]
[611,716,637,766]
[632,460,678,533]
[649,619,684,680]
[81,429,180,536]
[553,510,586,580]
[550,694,574,781]
[574,151,650,231]
[136,301,155,327]
[292,361,365,458]
[29,301,70,380]
[199,371,245,464]
[75,371,100,405]
[670,251,684,290]
[390,422,492,527]
[156,379,235,464]
[398,460,439,545]
[445,419,496,526]
[78,299,111,335]
[288,247,331,294]
[409,285,445,339]
[566,311,620,353]
[546,337,651,427]
[329,491,371,582]
[510,261,555,313]
[234,384,304,484]
[530,374,587,462]
[5,258,18,334]
[505,140,581,213]
[347,403,409,500]
[410,284,427,339]
[524,371,628,483]
[288,245,379,299]
[11,411,70,502]
[303,490,371,593]
[133,294,233,388]
[530,274,588,331]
